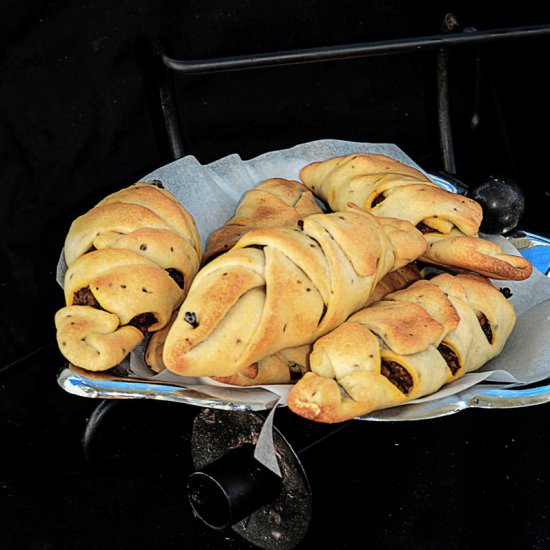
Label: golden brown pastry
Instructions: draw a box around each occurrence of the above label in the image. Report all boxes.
[206,263,422,386]
[55,182,202,371]
[203,178,322,263]
[211,345,312,386]
[162,208,427,378]
[287,272,516,423]
[147,178,420,385]
[300,153,532,280]
[146,263,421,385]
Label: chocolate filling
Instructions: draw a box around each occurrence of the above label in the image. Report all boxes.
[371,193,386,207]
[128,312,157,333]
[73,286,100,308]
[317,303,328,325]
[166,268,185,289]
[380,359,413,394]
[477,312,493,343]
[416,221,436,234]
[438,342,461,375]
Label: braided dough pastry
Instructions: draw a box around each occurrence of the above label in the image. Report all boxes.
[149,179,419,385]
[55,182,202,371]
[162,209,426,377]
[300,153,532,280]
[144,262,422,385]
[156,178,320,384]
[288,272,516,423]
[204,178,322,263]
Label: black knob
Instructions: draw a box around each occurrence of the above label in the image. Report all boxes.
[470,175,525,234]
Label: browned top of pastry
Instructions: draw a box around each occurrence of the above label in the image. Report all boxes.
[300,153,483,236]
[203,178,322,263]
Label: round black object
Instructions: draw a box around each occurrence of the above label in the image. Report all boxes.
[188,443,282,530]
[190,409,312,550]
[470,176,525,234]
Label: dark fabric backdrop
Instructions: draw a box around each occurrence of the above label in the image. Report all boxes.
[2,0,549,368]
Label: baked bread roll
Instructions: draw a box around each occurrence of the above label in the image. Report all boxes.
[203,178,322,263]
[288,272,516,423]
[145,262,422,385]
[212,263,422,386]
[162,208,427,378]
[300,153,532,280]
[55,182,202,371]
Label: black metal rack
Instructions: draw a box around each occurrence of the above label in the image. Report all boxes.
[145,20,550,176]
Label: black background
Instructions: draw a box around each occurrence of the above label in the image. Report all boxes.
[2,2,550,549]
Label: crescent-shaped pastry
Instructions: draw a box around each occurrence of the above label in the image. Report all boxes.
[300,153,532,280]
[55,182,202,371]
[287,272,516,423]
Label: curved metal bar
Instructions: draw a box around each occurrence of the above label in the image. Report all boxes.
[162,25,550,75]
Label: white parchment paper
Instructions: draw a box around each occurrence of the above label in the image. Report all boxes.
[56,138,550,410]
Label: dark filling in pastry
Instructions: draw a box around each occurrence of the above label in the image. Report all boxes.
[381,359,413,394]
[477,312,493,343]
[128,312,157,333]
[416,221,437,234]
[73,286,157,333]
[245,244,266,250]
[438,343,461,375]
[317,303,328,325]
[288,363,303,381]
[73,286,100,308]
[371,193,386,207]
[166,268,184,289]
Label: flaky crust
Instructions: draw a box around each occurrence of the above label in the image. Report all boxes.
[55,182,202,371]
[162,209,426,378]
[300,154,532,280]
[288,273,516,423]
[203,178,322,263]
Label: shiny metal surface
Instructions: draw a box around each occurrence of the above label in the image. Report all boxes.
[57,365,550,421]
[57,366,280,412]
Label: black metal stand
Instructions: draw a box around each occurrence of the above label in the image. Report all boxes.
[145,19,550,170]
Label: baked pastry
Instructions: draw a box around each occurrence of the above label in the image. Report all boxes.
[211,345,312,386]
[146,263,421,385]
[287,272,516,423]
[55,182,202,371]
[203,178,322,263]
[300,153,532,280]
[149,179,418,385]
[162,208,427,378]
[212,263,422,386]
